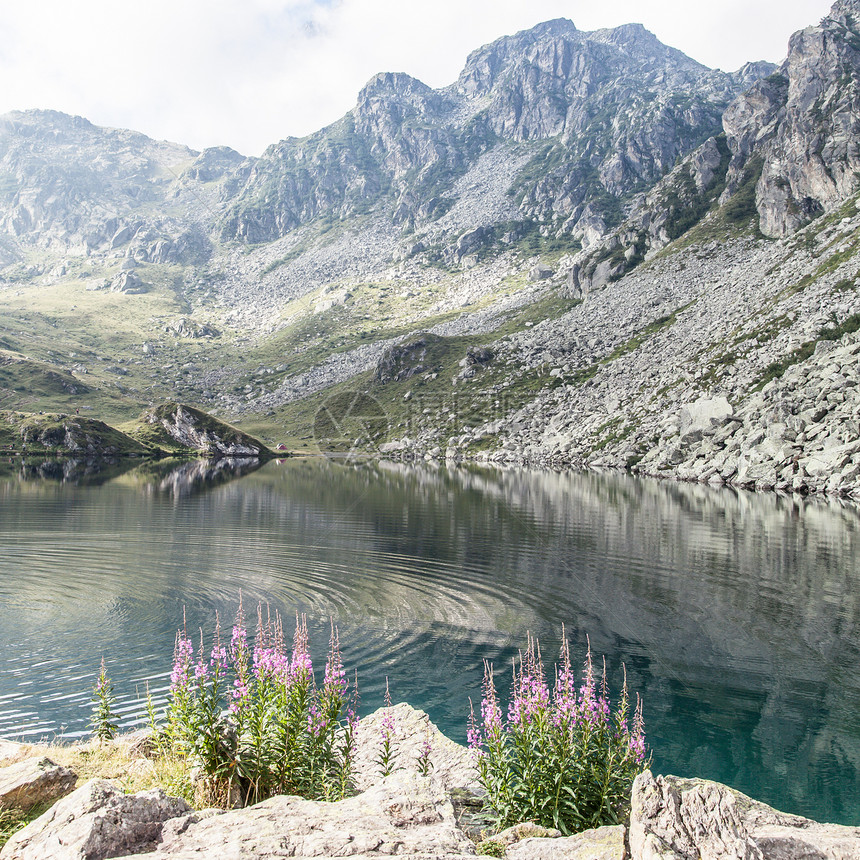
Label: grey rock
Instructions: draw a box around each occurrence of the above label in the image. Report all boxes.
[529,264,554,282]
[506,825,625,860]
[351,702,477,794]
[0,778,190,860]
[0,757,77,812]
[490,822,563,847]
[109,271,147,295]
[0,741,28,765]
[111,773,476,859]
[629,770,860,860]
[678,397,733,440]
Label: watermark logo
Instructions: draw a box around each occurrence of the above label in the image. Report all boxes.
[313,391,389,458]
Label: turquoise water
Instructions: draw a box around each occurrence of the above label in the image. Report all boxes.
[0,457,858,824]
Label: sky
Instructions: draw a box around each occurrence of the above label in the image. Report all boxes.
[0,0,836,157]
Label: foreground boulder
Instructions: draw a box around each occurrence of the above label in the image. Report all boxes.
[4,714,860,860]
[115,773,476,859]
[0,779,190,860]
[506,825,625,860]
[351,702,476,793]
[0,757,77,812]
[630,770,860,860]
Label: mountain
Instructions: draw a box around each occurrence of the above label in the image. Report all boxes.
[0,3,859,497]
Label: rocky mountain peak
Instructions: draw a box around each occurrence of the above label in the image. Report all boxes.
[716,0,860,236]
[829,0,860,25]
[0,109,97,140]
[357,71,436,105]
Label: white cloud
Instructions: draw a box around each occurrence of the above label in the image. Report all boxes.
[0,0,836,156]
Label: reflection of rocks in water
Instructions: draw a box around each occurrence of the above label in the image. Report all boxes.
[153,457,262,499]
[8,457,134,485]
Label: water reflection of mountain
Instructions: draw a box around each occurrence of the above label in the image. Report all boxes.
[0,456,135,485]
[123,457,263,500]
[0,456,263,496]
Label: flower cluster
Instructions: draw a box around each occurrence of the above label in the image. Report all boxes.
[469,630,649,835]
[156,602,358,807]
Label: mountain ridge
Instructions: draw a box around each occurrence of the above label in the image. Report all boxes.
[1,2,859,497]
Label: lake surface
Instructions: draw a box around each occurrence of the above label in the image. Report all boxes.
[0,456,858,824]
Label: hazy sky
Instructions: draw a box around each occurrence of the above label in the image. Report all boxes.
[0,0,835,157]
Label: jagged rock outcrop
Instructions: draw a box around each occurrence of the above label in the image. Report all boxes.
[723,0,860,237]
[562,0,860,291]
[140,403,271,458]
[629,771,860,860]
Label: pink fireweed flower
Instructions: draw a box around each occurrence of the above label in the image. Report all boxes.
[380,677,396,742]
[253,645,279,680]
[95,657,111,696]
[290,613,313,682]
[211,645,227,668]
[508,635,550,727]
[229,678,251,715]
[307,703,328,737]
[467,699,483,750]
[324,622,347,697]
[208,612,227,671]
[230,596,251,690]
[480,661,503,741]
[170,631,194,694]
[554,628,578,727]
[419,732,432,759]
[345,670,361,734]
[630,693,646,764]
[347,706,360,734]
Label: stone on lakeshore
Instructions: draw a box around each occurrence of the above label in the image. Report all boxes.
[0,741,29,765]
[629,770,860,860]
[0,778,191,860]
[506,825,625,860]
[112,772,476,859]
[351,702,478,794]
[492,821,562,846]
[678,397,733,442]
[0,757,77,812]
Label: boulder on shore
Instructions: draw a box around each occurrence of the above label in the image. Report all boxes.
[629,770,860,860]
[0,779,190,860]
[0,757,77,812]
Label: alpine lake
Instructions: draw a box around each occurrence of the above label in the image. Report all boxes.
[0,455,858,825]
